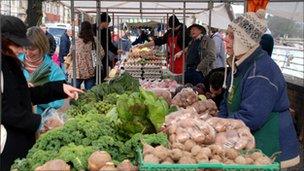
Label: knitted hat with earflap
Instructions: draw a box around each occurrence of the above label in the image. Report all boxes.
[223,9,267,92]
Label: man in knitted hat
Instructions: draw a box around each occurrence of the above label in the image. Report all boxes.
[95,12,123,80]
[219,10,300,169]
[139,15,191,76]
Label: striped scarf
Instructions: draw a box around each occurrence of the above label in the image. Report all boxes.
[24,54,44,74]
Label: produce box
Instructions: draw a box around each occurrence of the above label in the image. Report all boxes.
[137,149,280,171]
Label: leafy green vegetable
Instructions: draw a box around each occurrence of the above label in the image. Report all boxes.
[28,62,51,86]
[115,88,169,136]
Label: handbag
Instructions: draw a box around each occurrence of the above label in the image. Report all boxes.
[1,71,7,154]
[91,41,98,68]
[64,53,73,72]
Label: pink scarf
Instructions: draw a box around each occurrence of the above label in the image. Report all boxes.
[24,54,44,73]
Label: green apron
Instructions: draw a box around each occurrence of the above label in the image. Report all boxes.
[226,55,280,160]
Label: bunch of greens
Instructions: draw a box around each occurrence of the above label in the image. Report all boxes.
[112,88,169,137]
[28,63,51,86]
[71,73,140,107]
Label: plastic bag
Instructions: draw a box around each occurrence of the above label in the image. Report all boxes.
[40,108,66,133]
[151,88,172,105]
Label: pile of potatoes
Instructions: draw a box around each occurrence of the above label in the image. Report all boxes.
[88,151,137,171]
[171,88,199,108]
[143,143,273,165]
[190,99,218,117]
[206,117,255,150]
[164,108,256,151]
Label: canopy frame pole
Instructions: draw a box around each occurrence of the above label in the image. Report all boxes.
[96,0,101,84]
[106,8,109,78]
[140,0,143,19]
[166,13,169,68]
[182,1,186,84]
[171,9,175,76]
[208,0,213,35]
[71,0,77,87]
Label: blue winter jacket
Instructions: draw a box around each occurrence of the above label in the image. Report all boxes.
[18,54,66,115]
[219,47,300,162]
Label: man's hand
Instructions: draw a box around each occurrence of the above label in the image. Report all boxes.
[174,51,183,60]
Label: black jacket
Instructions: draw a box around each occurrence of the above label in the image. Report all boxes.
[59,32,71,63]
[1,55,67,171]
[46,31,56,57]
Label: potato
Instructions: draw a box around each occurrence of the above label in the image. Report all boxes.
[171,143,185,151]
[88,151,112,171]
[183,151,192,158]
[143,144,154,155]
[211,155,222,162]
[191,145,202,156]
[223,159,235,164]
[195,153,209,162]
[99,162,118,171]
[170,148,183,161]
[209,159,220,163]
[250,152,264,161]
[117,160,133,171]
[201,147,212,158]
[152,146,169,161]
[209,145,224,156]
[224,148,239,160]
[162,157,174,164]
[144,154,160,163]
[245,157,254,164]
[254,156,272,165]
[184,139,196,152]
[35,159,70,171]
[235,156,247,165]
[178,156,196,164]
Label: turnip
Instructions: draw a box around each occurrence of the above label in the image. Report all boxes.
[88,151,112,171]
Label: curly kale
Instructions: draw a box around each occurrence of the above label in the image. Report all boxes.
[57,143,96,171]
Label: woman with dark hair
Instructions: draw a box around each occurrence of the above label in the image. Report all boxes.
[68,21,104,90]
[1,15,82,171]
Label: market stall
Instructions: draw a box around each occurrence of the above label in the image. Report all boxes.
[11,73,281,171]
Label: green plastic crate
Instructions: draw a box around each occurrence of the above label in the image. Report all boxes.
[137,148,280,171]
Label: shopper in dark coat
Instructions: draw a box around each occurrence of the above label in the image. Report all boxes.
[95,12,123,80]
[260,33,274,56]
[1,15,82,171]
[40,24,57,57]
[59,29,71,67]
